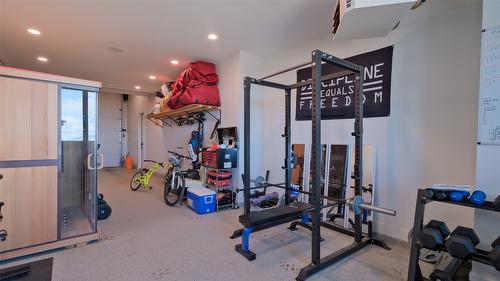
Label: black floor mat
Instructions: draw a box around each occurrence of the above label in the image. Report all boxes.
[0,258,53,281]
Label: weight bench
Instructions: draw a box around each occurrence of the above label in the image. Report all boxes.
[234,202,311,260]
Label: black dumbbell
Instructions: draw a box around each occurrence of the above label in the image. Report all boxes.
[434,191,447,201]
[429,253,465,281]
[417,220,450,250]
[489,236,500,271]
[0,229,7,242]
[423,189,435,199]
[494,195,500,211]
[423,189,448,200]
[445,226,480,259]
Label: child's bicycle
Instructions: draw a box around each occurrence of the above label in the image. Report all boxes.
[130,160,169,191]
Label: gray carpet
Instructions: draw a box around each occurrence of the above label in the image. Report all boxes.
[0,168,410,281]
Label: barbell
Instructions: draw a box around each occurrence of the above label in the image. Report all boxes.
[347,195,396,216]
[242,177,397,217]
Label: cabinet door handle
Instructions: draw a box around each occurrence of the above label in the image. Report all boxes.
[87,154,104,170]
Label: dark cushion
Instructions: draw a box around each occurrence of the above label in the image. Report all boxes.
[239,202,310,228]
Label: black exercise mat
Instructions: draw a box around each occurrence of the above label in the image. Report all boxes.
[0,258,52,281]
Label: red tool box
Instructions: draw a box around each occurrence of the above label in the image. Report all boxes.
[207,170,232,187]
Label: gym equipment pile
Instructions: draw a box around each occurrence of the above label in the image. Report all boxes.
[232,49,397,281]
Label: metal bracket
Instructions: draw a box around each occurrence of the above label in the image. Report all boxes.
[202,108,221,123]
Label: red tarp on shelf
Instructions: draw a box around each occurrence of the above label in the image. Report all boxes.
[167,61,221,109]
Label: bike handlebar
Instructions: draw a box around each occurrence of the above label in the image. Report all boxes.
[167,151,192,160]
[143,160,164,167]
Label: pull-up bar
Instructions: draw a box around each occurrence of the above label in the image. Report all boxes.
[251,69,355,91]
[257,61,311,82]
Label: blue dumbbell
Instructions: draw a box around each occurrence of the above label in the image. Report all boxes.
[469,190,486,205]
[449,191,470,202]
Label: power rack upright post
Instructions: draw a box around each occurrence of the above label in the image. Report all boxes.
[240,49,397,281]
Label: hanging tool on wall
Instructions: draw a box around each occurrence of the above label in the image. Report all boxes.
[210,119,221,142]
[0,201,4,222]
[176,112,205,127]
[0,201,6,241]
[188,115,204,169]
[0,173,5,241]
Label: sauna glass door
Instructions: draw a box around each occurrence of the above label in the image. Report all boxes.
[60,87,98,239]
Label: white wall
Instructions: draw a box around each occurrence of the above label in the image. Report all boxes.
[240,1,482,240]
[472,0,500,279]
[120,54,245,173]
[147,112,218,170]
[214,51,269,187]
[127,94,154,168]
[121,1,484,243]
[127,93,219,170]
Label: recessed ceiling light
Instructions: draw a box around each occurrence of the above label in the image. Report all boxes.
[171,60,179,65]
[134,86,141,90]
[37,56,48,62]
[208,33,218,40]
[27,28,41,36]
[149,75,156,80]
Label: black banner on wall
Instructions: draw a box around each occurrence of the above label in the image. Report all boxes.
[296,46,393,120]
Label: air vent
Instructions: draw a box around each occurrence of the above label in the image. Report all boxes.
[332,0,416,41]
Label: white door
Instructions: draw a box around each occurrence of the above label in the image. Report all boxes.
[98,94,123,167]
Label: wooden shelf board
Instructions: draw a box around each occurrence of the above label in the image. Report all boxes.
[146,104,219,120]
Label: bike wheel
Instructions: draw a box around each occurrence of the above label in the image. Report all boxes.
[164,173,186,206]
[130,171,144,191]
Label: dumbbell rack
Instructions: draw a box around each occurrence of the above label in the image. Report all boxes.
[407,188,499,281]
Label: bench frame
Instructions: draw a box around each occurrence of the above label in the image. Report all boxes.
[234,210,310,260]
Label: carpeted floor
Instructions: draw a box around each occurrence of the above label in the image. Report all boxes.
[0,168,411,281]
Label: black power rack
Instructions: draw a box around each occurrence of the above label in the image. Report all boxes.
[407,188,499,281]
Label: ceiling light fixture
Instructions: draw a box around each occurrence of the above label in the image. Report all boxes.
[171,60,179,65]
[134,86,141,90]
[37,56,48,62]
[149,75,156,80]
[208,33,218,40]
[27,28,41,35]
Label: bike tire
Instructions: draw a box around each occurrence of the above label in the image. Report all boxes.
[130,171,144,191]
[163,167,172,184]
[164,173,186,206]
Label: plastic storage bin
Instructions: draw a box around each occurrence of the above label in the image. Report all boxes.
[202,149,238,169]
[187,187,216,214]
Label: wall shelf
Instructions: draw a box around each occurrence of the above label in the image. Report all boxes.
[146,104,220,128]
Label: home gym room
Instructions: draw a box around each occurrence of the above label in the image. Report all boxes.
[0,0,499,280]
